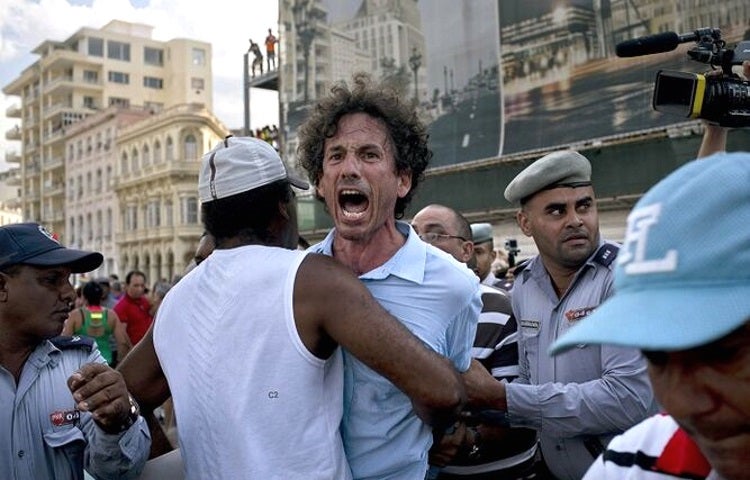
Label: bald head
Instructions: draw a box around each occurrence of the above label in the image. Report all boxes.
[411,204,473,264]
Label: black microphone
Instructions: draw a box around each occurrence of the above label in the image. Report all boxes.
[616,32,680,57]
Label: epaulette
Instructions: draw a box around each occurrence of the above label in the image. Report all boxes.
[511,258,531,275]
[49,335,95,352]
[593,243,619,267]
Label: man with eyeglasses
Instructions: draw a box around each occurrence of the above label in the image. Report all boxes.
[412,204,538,480]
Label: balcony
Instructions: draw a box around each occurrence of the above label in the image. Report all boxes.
[5,151,21,163]
[6,104,21,118]
[6,168,21,186]
[44,128,65,143]
[42,156,64,171]
[5,125,21,141]
[44,75,75,95]
[25,162,41,178]
[5,197,21,209]
[43,180,65,197]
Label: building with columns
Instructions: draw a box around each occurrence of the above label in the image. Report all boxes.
[113,103,228,283]
[64,106,153,278]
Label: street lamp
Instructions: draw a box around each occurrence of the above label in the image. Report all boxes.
[292,0,317,103]
[408,47,422,103]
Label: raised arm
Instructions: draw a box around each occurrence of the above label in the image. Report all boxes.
[294,253,466,426]
[108,308,133,360]
[116,322,173,457]
[697,61,750,158]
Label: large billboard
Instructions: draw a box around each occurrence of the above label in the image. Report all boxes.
[498,0,748,154]
[279,0,748,168]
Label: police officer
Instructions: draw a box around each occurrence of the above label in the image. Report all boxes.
[0,223,150,480]
[464,151,657,479]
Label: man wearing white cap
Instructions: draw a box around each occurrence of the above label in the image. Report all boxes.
[118,136,466,479]
[551,151,750,480]
[466,150,656,479]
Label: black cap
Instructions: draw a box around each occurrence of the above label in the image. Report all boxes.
[0,223,103,273]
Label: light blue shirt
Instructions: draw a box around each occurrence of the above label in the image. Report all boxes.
[0,338,150,480]
[311,221,481,480]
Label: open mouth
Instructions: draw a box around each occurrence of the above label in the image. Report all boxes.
[339,189,369,220]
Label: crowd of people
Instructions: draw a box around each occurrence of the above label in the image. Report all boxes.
[1,62,748,480]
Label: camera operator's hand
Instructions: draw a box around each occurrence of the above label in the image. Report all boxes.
[697,61,750,158]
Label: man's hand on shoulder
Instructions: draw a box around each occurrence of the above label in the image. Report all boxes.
[68,363,139,435]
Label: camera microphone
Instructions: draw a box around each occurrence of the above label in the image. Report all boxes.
[615,32,681,57]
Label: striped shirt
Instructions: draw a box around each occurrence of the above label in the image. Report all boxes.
[583,414,723,479]
[440,284,537,477]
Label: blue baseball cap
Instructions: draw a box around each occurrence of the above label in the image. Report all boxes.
[0,223,103,273]
[550,151,750,354]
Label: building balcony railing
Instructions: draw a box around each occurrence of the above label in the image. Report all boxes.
[43,102,73,119]
[6,104,21,118]
[5,151,21,163]
[25,190,40,202]
[41,209,65,223]
[44,128,65,143]
[42,156,64,171]
[43,180,65,197]
[5,126,21,141]
[6,168,21,186]
[43,75,74,94]
[5,197,21,209]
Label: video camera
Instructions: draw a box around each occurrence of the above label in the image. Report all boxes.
[616,28,750,127]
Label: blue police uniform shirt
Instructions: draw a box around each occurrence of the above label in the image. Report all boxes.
[506,240,657,480]
[311,221,481,480]
[0,337,150,480]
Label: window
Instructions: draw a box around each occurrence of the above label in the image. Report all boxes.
[191,77,205,90]
[109,97,130,108]
[147,199,161,227]
[95,169,102,193]
[121,153,129,174]
[142,145,151,166]
[83,96,96,109]
[184,134,198,160]
[86,213,93,241]
[144,101,163,113]
[143,76,163,89]
[181,197,198,224]
[107,41,131,61]
[131,148,139,172]
[144,47,164,66]
[127,205,138,231]
[83,70,99,84]
[153,141,162,163]
[95,210,102,240]
[108,71,130,84]
[192,48,206,66]
[165,136,174,161]
[105,208,112,240]
[88,37,104,57]
[164,200,173,226]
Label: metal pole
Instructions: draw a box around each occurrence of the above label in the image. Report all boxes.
[243,53,250,135]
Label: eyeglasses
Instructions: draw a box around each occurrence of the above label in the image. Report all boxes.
[418,232,468,244]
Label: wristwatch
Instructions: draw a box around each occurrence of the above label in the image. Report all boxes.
[467,426,482,460]
[113,394,140,434]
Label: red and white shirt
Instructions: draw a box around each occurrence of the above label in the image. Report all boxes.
[584,414,724,479]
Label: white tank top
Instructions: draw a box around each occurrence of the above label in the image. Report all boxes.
[154,245,350,480]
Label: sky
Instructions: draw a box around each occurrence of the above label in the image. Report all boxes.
[0,0,280,172]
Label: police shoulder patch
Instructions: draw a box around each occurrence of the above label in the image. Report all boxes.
[49,335,95,352]
[593,243,619,267]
